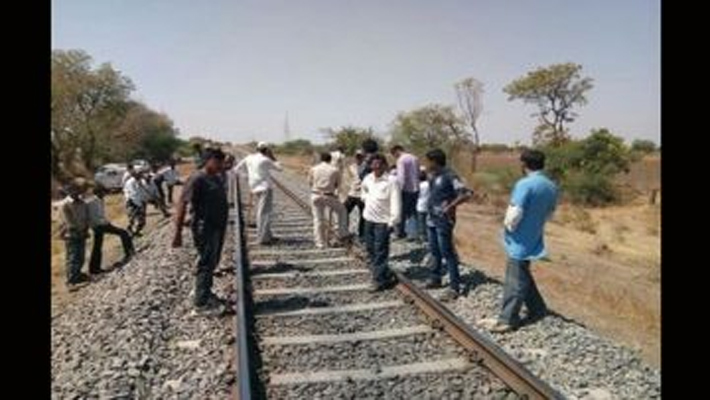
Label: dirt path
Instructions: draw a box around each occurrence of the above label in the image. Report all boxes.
[453,200,660,367]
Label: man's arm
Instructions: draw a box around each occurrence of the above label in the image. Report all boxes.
[396,157,406,189]
[234,158,247,174]
[389,180,402,228]
[57,202,69,239]
[443,175,473,217]
[172,175,197,247]
[504,182,528,232]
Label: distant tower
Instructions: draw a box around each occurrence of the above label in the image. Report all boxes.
[284,112,291,142]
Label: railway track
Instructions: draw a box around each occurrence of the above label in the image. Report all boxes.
[229,167,561,399]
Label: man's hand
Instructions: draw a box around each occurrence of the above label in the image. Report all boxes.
[172,234,182,248]
[443,205,456,220]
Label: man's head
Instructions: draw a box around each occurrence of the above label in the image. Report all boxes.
[127,164,134,172]
[389,144,405,158]
[354,149,365,164]
[424,148,447,173]
[67,177,89,199]
[320,152,332,163]
[203,148,226,174]
[361,138,379,154]
[169,159,177,168]
[224,154,235,170]
[93,184,108,199]
[257,141,270,155]
[369,153,388,177]
[520,149,545,173]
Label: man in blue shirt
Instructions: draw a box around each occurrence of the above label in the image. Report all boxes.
[488,149,558,333]
[423,149,473,301]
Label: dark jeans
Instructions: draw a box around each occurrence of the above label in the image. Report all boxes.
[499,257,547,327]
[364,220,392,285]
[396,191,419,238]
[167,184,176,204]
[154,177,166,203]
[65,233,87,283]
[192,223,226,307]
[427,220,461,292]
[126,200,146,235]
[343,196,365,238]
[89,224,135,272]
[416,212,428,241]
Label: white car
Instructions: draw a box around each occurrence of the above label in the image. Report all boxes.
[131,159,151,173]
[94,163,128,192]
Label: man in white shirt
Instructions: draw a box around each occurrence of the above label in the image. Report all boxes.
[361,153,401,291]
[308,152,350,249]
[330,146,346,195]
[121,164,134,188]
[158,160,182,204]
[233,142,283,244]
[123,170,150,237]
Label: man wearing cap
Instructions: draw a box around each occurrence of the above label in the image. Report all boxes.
[308,152,351,248]
[58,178,91,288]
[233,142,283,245]
[123,169,149,237]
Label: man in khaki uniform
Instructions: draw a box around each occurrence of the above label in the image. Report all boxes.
[58,178,92,289]
[308,152,351,249]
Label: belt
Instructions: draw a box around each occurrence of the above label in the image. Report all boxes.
[312,191,336,196]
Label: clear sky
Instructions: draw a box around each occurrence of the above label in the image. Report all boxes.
[52,0,660,145]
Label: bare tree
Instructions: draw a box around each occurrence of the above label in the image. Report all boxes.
[455,77,484,172]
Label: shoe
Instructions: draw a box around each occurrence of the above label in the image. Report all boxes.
[89,268,106,275]
[489,321,515,333]
[66,280,89,291]
[425,279,442,289]
[259,237,280,246]
[439,287,459,302]
[368,282,385,293]
[195,297,227,316]
[523,310,548,325]
[120,252,135,265]
[207,293,228,306]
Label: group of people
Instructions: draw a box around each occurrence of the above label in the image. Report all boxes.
[122,160,182,237]
[306,139,559,332]
[57,179,135,290]
[306,140,474,296]
[60,139,559,332]
[57,160,184,290]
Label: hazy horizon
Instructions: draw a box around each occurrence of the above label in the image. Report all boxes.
[52,0,660,146]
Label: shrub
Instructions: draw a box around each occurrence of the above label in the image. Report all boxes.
[563,170,618,206]
[631,139,657,154]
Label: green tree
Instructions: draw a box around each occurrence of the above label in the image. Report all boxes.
[631,139,658,154]
[321,126,379,155]
[504,63,593,146]
[51,49,135,173]
[389,104,469,156]
[542,128,633,206]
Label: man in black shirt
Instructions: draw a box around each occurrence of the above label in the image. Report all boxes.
[172,148,229,315]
